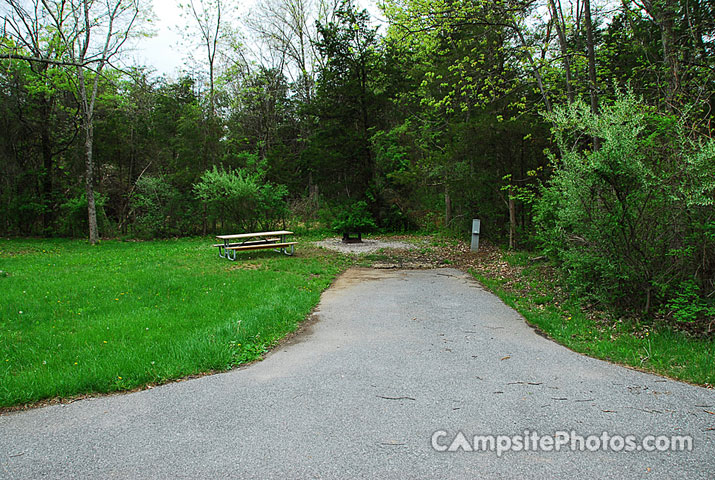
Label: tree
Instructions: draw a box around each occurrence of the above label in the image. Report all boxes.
[179,0,230,116]
[246,0,340,104]
[73,0,142,243]
[310,0,382,198]
[377,0,553,236]
[583,0,600,116]
[623,0,715,130]
[226,67,292,161]
[2,0,145,243]
[547,0,576,104]
[381,0,557,114]
[2,0,78,232]
[178,0,234,233]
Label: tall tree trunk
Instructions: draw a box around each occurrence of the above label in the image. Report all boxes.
[444,185,452,228]
[549,0,575,104]
[84,119,99,244]
[640,0,680,112]
[40,101,54,233]
[584,0,599,114]
[583,0,601,149]
[660,0,679,111]
[514,28,553,114]
[209,61,215,117]
[508,187,516,249]
[77,61,99,244]
[202,203,208,236]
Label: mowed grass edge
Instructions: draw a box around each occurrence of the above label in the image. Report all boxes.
[469,251,715,387]
[0,238,350,409]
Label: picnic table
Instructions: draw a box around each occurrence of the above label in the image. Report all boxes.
[214,230,296,260]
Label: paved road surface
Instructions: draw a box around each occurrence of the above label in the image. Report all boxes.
[1,268,713,478]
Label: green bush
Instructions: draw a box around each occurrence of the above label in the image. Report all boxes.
[129,175,183,238]
[0,172,50,235]
[58,192,111,238]
[331,201,377,241]
[193,166,288,231]
[666,280,715,324]
[535,94,715,321]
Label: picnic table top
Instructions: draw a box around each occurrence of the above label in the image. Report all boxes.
[216,230,293,240]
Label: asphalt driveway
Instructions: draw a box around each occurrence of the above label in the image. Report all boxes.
[1,268,713,478]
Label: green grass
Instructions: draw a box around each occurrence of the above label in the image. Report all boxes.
[0,237,350,408]
[471,251,715,387]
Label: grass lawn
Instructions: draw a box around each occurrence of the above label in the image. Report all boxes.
[0,237,350,409]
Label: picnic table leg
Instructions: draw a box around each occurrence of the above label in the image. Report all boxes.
[273,234,283,254]
[222,239,238,260]
[219,239,229,259]
[280,233,294,256]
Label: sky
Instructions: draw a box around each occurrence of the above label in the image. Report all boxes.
[130,0,382,77]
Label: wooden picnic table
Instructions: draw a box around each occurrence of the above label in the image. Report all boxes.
[214,230,296,260]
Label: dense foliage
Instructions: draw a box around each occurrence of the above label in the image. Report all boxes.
[193,165,289,232]
[536,95,714,320]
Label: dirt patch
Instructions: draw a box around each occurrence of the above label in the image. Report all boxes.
[327,267,394,290]
[0,249,33,257]
[270,313,321,349]
[227,262,264,271]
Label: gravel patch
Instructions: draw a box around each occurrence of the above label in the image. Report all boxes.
[314,237,419,254]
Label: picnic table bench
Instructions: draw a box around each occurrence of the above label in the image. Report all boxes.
[214,230,296,260]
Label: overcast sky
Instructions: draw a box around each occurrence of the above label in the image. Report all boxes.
[130,0,382,77]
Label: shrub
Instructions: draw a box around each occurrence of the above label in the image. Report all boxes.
[331,201,377,242]
[58,192,111,238]
[129,175,182,238]
[666,280,715,324]
[193,166,288,231]
[535,94,715,320]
